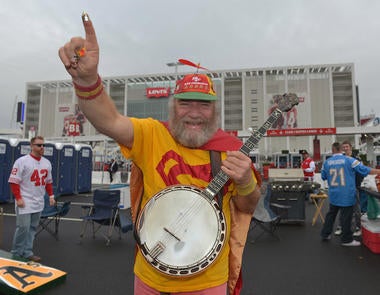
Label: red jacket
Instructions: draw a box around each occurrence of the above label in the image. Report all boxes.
[301,157,315,179]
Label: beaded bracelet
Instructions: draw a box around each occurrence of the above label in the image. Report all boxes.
[236,178,257,196]
[73,75,104,100]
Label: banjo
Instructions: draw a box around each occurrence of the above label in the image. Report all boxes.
[135,93,299,276]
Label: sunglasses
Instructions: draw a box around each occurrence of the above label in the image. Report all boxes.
[33,144,45,147]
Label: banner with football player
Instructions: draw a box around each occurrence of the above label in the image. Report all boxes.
[57,103,87,137]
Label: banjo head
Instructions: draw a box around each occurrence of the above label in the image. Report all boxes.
[136,185,226,276]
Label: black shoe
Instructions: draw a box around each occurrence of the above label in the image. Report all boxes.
[27,255,42,262]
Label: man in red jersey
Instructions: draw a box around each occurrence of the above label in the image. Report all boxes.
[301,150,315,181]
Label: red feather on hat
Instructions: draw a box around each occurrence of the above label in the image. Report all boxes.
[178,59,208,71]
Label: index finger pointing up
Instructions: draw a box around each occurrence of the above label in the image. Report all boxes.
[82,12,98,46]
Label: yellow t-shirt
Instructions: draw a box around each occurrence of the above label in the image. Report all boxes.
[119,118,235,293]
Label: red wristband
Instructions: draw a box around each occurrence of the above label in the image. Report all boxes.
[73,75,104,100]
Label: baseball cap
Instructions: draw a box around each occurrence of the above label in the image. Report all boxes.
[173,74,217,101]
[300,150,309,155]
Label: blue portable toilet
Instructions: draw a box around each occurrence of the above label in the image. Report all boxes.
[56,143,76,196]
[0,138,13,202]
[75,144,93,193]
[11,138,31,162]
[43,142,59,189]
[6,138,31,202]
[290,153,302,168]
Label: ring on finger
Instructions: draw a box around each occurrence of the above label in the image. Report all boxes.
[71,55,80,64]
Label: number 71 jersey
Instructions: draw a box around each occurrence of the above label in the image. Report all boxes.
[8,154,53,214]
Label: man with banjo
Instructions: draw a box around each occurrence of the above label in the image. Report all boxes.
[59,12,297,295]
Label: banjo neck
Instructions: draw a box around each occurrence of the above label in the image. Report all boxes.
[203,108,283,200]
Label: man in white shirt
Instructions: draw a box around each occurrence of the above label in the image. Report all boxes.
[8,136,55,262]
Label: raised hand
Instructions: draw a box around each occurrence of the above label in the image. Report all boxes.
[58,12,99,86]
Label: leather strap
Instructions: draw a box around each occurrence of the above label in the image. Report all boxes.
[210,150,223,208]
[131,164,144,246]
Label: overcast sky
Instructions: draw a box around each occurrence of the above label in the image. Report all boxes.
[1,0,379,130]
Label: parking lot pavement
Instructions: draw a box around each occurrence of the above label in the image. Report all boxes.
[1,192,380,295]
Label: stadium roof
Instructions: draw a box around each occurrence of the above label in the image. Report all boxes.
[27,63,354,89]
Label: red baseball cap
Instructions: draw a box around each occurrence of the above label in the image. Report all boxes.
[174,74,217,101]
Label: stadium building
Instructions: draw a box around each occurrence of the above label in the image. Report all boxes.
[24,62,377,164]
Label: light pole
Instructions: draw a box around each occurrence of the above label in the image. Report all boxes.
[166,61,184,81]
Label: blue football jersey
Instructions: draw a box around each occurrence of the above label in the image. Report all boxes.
[321,153,370,206]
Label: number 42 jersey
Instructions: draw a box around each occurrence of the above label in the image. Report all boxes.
[9,154,53,214]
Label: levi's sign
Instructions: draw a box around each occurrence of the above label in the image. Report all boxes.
[146,87,170,98]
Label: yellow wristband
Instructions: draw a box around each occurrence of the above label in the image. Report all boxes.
[236,179,256,196]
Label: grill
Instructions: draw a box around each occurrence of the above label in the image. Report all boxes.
[268,168,320,223]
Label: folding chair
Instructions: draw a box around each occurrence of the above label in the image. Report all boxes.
[249,185,289,242]
[80,189,121,246]
[37,195,71,240]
